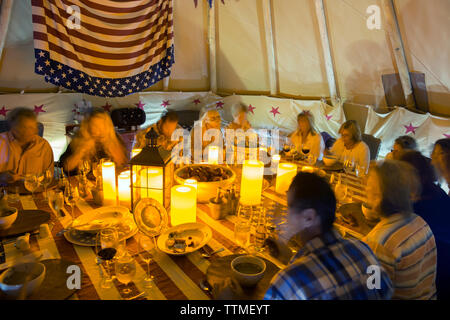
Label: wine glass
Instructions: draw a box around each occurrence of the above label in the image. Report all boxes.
[115,253,136,296]
[343,158,355,175]
[96,228,119,289]
[234,219,251,253]
[41,169,53,200]
[64,183,79,218]
[48,189,64,217]
[24,174,39,199]
[138,235,155,288]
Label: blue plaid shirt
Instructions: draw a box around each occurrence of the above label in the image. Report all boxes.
[264,229,393,300]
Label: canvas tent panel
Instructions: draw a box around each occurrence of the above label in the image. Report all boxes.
[394,0,450,117]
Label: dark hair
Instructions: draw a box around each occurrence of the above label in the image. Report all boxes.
[399,151,436,198]
[287,172,336,232]
[395,136,417,150]
[160,111,179,124]
[434,138,450,154]
[7,107,37,127]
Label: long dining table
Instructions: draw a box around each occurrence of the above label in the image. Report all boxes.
[0,162,369,300]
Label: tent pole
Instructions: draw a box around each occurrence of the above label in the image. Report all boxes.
[163,77,169,91]
[381,0,416,109]
[0,0,13,62]
[262,0,278,96]
[208,0,218,93]
[313,0,338,101]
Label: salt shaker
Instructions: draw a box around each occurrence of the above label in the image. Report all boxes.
[39,224,51,239]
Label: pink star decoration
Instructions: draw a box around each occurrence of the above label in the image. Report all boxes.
[302,110,311,116]
[161,100,170,108]
[193,99,201,105]
[216,101,224,109]
[101,103,112,112]
[135,101,145,110]
[34,105,46,115]
[248,104,256,114]
[270,106,280,117]
[0,106,10,117]
[325,114,333,121]
[444,134,450,139]
[404,123,419,135]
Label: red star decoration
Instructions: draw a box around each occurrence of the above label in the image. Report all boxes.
[34,105,46,115]
[444,134,450,139]
[72,109,77,113]
[161,100,170,108]
[101,102,112,112]
[325,114,332,121]
[248,104,256,114]
[216,101,224,109]
[135,101,145,110]
[0,106,10,117]
[270,106,280,117]
[302,110,311,116]
[404,123,419,135]
[193,99,201,105]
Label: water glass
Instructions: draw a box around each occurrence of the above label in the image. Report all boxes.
[24,174,39,198]
[115,253,136,296]
[48,189,64,217]
[234,220,251,252]
[138,235,155,287]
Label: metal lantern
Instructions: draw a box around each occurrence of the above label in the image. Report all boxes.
[130,127,174,212]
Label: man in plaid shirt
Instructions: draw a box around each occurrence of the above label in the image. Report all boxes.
[264,172,393,300]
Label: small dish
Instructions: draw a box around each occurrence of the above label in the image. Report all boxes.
[231,255,266,287]
[157,223,212,255]
[0,208,18,230]
[0,262,46,299]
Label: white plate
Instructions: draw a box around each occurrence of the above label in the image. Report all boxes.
[157,223,212,256]
[133,198,168,238]
[63,206,138,246]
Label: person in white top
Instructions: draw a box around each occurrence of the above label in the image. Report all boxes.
[331,120,370,172]
[289,112,325,161]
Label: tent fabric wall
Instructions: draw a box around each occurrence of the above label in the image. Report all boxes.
[0,0,448,116]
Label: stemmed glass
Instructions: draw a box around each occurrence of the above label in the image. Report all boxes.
[48,189,64,217]
[234,218,251,254]
[41,169,53,200]
[64,183,79,218]
[335,175,348,206]
[138,235,155,288]
[115,253,136,296]
[24,174,39,199]
[96,228,119,289]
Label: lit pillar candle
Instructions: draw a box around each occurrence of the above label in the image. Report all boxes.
[140,168,163,205]
[276,163,298,194]
[240,160,264,206]
[208,146,219,164]
[118,171,131,207]
[271,154,280,174]
[301,166,315,173]
[102,161,117,205]
[171,185,197,226]
[258,147,267,161]
[184,178,198,202]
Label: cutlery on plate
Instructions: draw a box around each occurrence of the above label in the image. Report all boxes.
[201,247,224,258]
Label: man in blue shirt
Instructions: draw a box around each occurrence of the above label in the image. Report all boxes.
[263,172,393,300]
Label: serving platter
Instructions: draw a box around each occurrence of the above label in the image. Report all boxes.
[157,223,212,255]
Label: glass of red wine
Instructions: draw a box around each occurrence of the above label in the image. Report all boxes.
[95,228,119,289]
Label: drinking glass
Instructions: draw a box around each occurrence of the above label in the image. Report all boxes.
[355,164,367,178]
[64,184,79,218]
[96,228,119,289]
[343,158,355,175]
[48,189,64,217]
[307,154,317,166]
[41,169,53,200]
[24,174,39,198]
[335,182,348,204]
[138,235,155,287]
[115,253,136,296]
[234,219,251,253]
[6,186,20,205]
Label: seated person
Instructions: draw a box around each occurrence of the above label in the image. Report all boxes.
[134,111,182,152]
[226,104,252,131]
[0,107,54,184]
[330,120,370,171]
[262,172,392,300]
[189,109,223,162]
[362,160,437,300]
[59,108,128,175]
[431,138,450,194]
[289,112,325,161]
[400,151,450,300]
[385,135,417,160]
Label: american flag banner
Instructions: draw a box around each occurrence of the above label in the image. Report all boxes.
[32,0,174,97]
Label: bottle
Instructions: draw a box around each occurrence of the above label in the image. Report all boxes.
[230,185,238,215]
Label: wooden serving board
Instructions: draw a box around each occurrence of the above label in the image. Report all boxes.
[0,259,78,300]
[206,254,280,300]
[0,210,50,238]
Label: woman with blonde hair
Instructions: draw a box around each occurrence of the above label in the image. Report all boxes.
[330,120,370,171]
[289,112,324,161]
[226,104,251,131]
[60,108,128,175]
[362,160,437,300]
